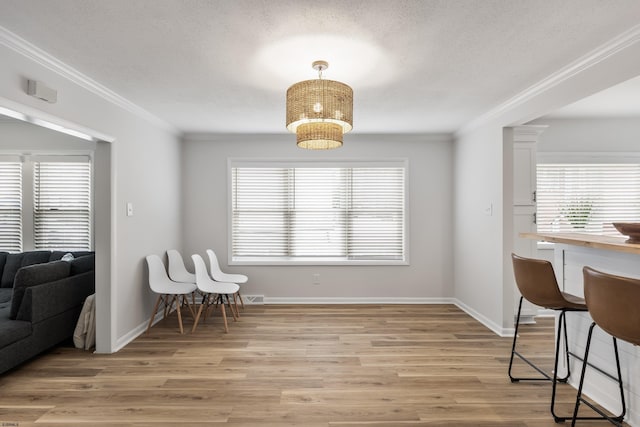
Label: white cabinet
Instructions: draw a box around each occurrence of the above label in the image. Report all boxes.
[512,125,546,251]
[511,125,547,322]
[513,141,536,206]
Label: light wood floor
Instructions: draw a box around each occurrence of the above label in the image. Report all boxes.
[0,304,628,426]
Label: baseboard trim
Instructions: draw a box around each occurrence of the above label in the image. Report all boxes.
[113,311,164,353]
[453,299,515,337]
[263,297,456,305]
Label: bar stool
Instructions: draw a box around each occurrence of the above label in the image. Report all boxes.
[571,267,640,426]
[510,254,592,422]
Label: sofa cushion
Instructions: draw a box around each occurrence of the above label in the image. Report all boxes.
[70,254,95,276]
[0,288,12,304]
[0,252,8,287]
[72,251,93,259]
[0,316,31,348]
[0,302,31,347]
[10,261,70,320]
[1,251,55,289]
[1,253,24,288]
[22,251,53,267]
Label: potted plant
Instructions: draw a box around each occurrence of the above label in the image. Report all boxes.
[561,199,593,229]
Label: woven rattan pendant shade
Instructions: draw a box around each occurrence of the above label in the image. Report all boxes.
[286,61,353,150]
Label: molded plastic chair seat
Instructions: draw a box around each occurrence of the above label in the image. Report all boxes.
[167,249,196,283]
[195,278,239,296]
[206,249,247,283]
[207,249,248,308]
[191,254,240,333]
[145,254,197,334]
[571,267,640,426]
[510,253,589,422]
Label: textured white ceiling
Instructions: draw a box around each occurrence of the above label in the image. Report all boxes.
[0,0,639,134]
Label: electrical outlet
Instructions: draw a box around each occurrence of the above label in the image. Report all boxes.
[312,273,320,285]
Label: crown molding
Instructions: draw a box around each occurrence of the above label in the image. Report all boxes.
[512,124,548,141]
[457,24,640,137]
[0,26,178,135]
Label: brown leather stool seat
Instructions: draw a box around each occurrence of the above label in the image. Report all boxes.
[571,267,640,426]
[510,254,589,422]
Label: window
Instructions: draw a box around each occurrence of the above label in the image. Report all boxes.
[230,161,407,264]
[0,161,23,252]
[537,163,640,235]
[0,156,92,252]
[34,161,92,250]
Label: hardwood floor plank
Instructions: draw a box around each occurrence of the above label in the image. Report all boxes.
[0,304,630,426]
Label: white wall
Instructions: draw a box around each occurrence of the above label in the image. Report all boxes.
[0,42,182,352]
[181,133,453,301]
[453,124,506,331]
[453,33,640,335]
[0,117,96,151]
[530,117,640,153]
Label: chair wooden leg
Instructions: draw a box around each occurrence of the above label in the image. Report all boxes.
[238,290,245,309]
[183,294,196,319]
[146,294,164,333]
[226,295,238,321]
[191,299,206,333]
[176,295,184,334]
[166,295,178,319]
[233,293,241,318]
[203,294,213,322]
[163,296,169,318]
[219,295,229,333]
[208,294,220,321]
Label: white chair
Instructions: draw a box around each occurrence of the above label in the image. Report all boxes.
[145,254,197,334]
[167,249,198,308]
[191,254,240,333]
[206,249,248,308]
[167,249,196,283]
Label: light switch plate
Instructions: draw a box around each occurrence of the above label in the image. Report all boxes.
[126,202,134,217]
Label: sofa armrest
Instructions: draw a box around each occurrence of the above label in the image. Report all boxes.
[16,271,95,323]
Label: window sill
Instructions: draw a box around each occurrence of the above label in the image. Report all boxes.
[230,257,409,266]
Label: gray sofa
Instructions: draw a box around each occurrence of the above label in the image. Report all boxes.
[0,250,95,375]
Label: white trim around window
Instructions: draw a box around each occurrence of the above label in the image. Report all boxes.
[228,158,409,266]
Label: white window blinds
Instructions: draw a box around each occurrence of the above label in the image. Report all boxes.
[0,162,23,252]
[34,161,92,250]
[231,164,406,263]
[537,163,640,235]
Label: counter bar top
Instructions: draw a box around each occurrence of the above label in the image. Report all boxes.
[520,232,640,256]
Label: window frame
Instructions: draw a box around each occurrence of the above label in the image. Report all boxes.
[227,158,410,266]
[0,153,93,252]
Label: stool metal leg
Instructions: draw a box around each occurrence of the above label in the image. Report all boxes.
[551,310,568,422]
[571,323,626,426]
[509,302,602,423]
[509,296,552,382]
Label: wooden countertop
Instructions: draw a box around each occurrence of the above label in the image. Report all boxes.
[520,232,640,255]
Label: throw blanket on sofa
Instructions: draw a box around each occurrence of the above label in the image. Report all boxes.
[73,293,95,350]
